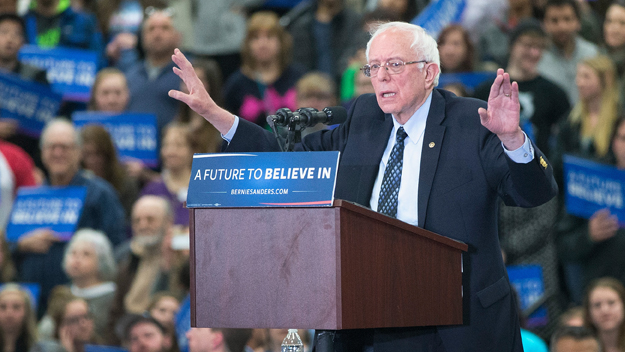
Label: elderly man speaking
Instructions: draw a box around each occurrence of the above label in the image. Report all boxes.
[169,22,557,352]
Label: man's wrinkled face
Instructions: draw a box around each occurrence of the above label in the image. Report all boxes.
[41,123,81,181]
[368,29,436,122]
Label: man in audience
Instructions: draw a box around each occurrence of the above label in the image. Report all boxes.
[12,119,125,316]
[550,326,601,352]
[22,0,104,67]
[0,13,49,167]
[108,195,176,343]
[123,8,180,136]
[475,18,570,158]
[187,328,253,352]
[126,315,173,352]
[538,0,599,104]
[285,0,362,82]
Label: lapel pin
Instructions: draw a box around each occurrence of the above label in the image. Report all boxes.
[429,142,435,148]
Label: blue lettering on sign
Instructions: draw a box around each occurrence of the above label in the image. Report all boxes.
[564,155,625,224]
[0,72,62,136]
[73,112,159,167]
[5,186,87,242]
[187,152,340,208]
[18,45,97,102]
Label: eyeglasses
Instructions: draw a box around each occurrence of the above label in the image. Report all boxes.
[360,60,427,78]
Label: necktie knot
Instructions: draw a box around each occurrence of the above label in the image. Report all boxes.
[396,127,408,144]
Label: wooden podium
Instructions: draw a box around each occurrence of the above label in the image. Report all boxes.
[189,199,468,330]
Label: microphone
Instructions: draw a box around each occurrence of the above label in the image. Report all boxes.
[296,106,347,127]
[267,106,347,127]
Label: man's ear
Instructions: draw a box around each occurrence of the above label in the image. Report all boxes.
[425,63,440,88]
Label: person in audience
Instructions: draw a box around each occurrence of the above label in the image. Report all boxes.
[603,0,625,80]
[80,124,139,219]
[223,11,305,129]
[285,0,362,81]
[478,0,540,68]
[99,0,166,64]
[108,195,177,345]
[560,306,586,327]
[246,329,269,352]
[63,229,117,338]
[583,278,625,352]
[538,0,599,105]
[0,284,39,352]
[437,24,475,73]
[295,72,338,136]
[373,0,417,22]
[140,123,191,227]
[124,314,173,352]
[123,7,181,137]
[11,119,125,317]
[38,229,117,340]
[550,326,601,352]
[556,116,625,300]
[0,139,37,233]
[88,68,130,113]
[22,0,105,68]
[187,328,252,352]
[147,292,179,332]
[51,296,102,352]
[176,58,223,154]
[0,13,49,169]
[475,18,570,158]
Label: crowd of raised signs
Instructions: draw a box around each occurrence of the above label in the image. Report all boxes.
[2,0,625,351]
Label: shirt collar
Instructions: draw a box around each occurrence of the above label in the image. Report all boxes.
[391,91,432,144]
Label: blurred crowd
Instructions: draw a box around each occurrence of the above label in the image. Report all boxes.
[1,0,625,351]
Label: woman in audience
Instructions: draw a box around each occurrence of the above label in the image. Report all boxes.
[556,55,620,167]
[223,11,305,128]
[437,24,475,73]
[80,125,139,220]
[88,68,130,113]
[0,284,38,352]
[51,296,102,352]
[147,292,179,330]
[177,58,224,154]
[140,123,192,227]
[555,55,621,304]
[584,278,625,352]
[603,0,625,77]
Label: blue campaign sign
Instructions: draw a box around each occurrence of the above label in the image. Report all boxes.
[187,151,340,208]
[412,0,466,38]
[507,265,548,327]
[0,71,62,136]
[73,112,159,167]
[563,155,625,223]
[5,186,88,242]
[0,283,41,311]
[18,45,98,102]
[439,72,497,91]
[85,346,128,352]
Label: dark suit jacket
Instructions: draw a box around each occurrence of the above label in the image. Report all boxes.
[227,89,557,352]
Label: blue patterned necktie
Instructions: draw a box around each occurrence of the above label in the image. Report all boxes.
[377,127,408,218]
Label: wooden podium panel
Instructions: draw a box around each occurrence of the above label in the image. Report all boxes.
[190,200,467,330]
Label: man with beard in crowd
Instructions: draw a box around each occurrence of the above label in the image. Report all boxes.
[107,195,175,345]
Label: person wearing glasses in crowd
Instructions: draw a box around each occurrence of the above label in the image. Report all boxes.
[169,20,557,351]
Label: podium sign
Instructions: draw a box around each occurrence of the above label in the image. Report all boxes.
[187,151,339,208]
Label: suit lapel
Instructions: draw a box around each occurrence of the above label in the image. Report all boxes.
[418,90,447,227]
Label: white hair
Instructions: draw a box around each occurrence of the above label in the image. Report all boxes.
[63,228,117,282]
[365,22,441,86]
[40,118,82,149]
